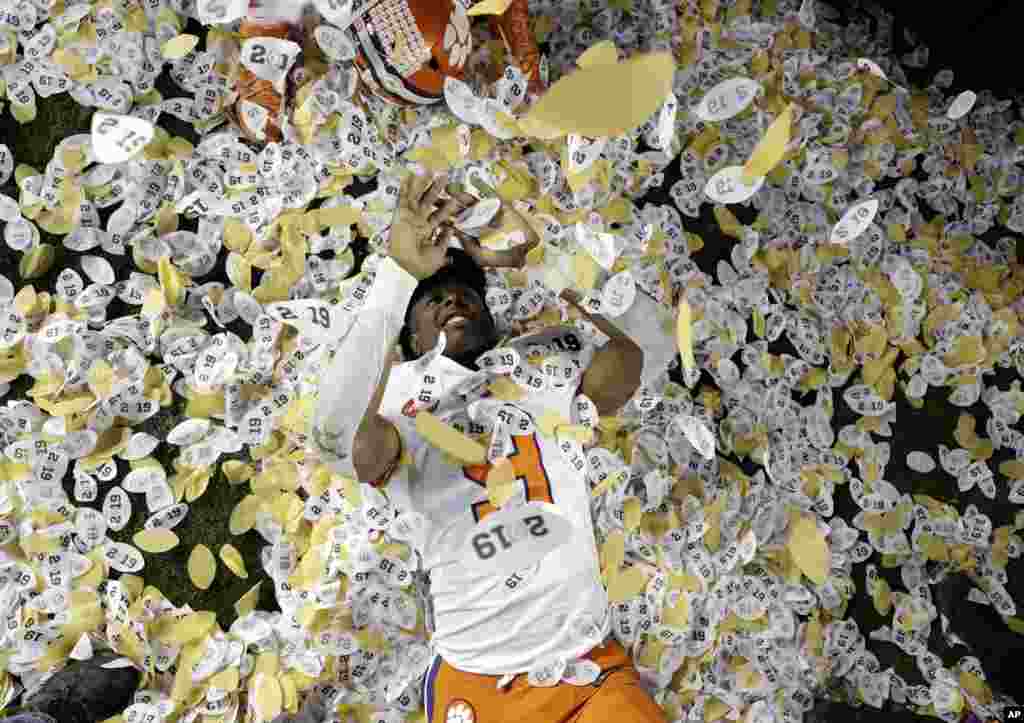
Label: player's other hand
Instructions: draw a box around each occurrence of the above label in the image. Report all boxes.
[387,171,462,281]
[442,188,541,270]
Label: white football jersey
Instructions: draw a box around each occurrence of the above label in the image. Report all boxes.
[379,325,611,675]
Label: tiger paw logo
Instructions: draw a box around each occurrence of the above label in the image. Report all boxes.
[445,700,476,723]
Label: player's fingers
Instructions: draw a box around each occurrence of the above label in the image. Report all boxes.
[428,198,462,228]
[445,186,479,208]
[404,172,430,210]
[420,174,447,212]
[399,171,418,210]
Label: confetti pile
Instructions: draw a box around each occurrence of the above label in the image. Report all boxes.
[0,0,1023,721]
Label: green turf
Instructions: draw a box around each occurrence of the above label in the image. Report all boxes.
[2,93,270,631]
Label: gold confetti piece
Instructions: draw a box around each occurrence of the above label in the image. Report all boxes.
[662,594,689,627]
[236,582,262,617]
[601,530,626,572]
[315,205,362,229]
[223,460,255,484]
[280,674,299,713]
[220,543,248,579]
[521,52,675,138]
[187,544,216,590]
[623,497,642,533]
[486,457,519,508]
[158,256,185,307]
[741,103,794,184]
[254,673,283,721]
[536,410,571,438]
[415,412,487,464]
[19,244,56,280]
[870,576,892,615]
[676,300,696,372]
[787,514,829,585]
[466,0,513,15]
[157,611,217,646]
[132,528,179,553]
[161,33,199,60]
[577,40,619,68]
[606,565,648,604]
[210,667,240,693]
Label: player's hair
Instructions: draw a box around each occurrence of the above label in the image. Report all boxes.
[398,248,491,361]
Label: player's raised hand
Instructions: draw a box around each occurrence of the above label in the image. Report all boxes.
[443,188,541,270]
[387,171,462,281]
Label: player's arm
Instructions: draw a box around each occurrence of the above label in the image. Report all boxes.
[312,172,457,480]
[352,345,403,486]
[561,290,645,418]
[353,415,403,487]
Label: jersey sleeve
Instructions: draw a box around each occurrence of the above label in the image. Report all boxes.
[377,361,430,470]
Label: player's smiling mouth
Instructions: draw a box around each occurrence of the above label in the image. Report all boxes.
[439,308,476,330]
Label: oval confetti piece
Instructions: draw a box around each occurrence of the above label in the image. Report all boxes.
[459,502,573,577]
[19,243,56,280]
[676,300,696,372]
[80,255,115,285]
[742,104,794,183]
[235,581,263,617]
[188,544,216,590]
[704,165,765,204]
[521,52,675,138]
[254,673,283,721]
[90,113,155,165]
[693,77,761,122]
[947,90,977,120]
[466,0,513,15]
[787,515,830,585]
[454,197,501,231]
[486,457,520,508]
[415,411,487,464]
[607,565,649,603]
[220,543,248,578]
[122,465,167,494]
[676,414,716,460]
[576,40,619,68]
[166,418,211,445]
[122,432,160,460]
[830,199,878,245]
[161,33,199,60]
[106,542,145,573]
[313,25,356,61]
[102,486,132,531]
[132,528,179,553]
[906,451,936,473]
[230,494,263,536]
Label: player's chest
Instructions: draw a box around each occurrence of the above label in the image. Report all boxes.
[412,433,558,528]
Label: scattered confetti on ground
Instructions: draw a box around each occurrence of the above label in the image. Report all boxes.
[1,0,1024,722]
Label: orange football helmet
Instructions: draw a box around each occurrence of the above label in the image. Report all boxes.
[348,0,543,106]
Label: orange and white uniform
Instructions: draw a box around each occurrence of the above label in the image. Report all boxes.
[378,325,609,675]
[312,255,668,723]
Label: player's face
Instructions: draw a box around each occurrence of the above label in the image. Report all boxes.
[410,280,498,368]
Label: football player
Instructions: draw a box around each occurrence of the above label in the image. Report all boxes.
[313,170,676,723]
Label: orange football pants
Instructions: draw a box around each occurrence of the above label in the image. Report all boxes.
[424,639,668,723]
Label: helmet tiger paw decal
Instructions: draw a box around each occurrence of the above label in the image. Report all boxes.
[445,699,476,723]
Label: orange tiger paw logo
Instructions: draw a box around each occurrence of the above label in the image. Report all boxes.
[445,699,476,723]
